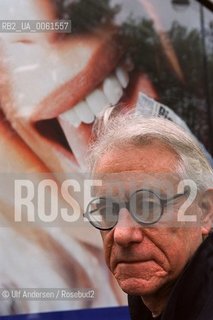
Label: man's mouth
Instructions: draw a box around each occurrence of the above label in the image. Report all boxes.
[114,259,168,281]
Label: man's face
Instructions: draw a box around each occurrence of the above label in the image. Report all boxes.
[94,142,204,297]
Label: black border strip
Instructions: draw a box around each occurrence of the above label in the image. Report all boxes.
[196,0,213,11]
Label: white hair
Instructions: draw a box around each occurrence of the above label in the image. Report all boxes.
[88,108,213,191]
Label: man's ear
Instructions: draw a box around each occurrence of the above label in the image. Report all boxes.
[200,189,213,236]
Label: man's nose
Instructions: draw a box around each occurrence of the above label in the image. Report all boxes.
[113,208,144,247]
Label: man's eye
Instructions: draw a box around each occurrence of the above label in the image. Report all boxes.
[95,203,106,211]
[90,198,116,213]
[91,200,107,212]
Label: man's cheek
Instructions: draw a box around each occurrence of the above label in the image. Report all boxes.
[102,235,114,267]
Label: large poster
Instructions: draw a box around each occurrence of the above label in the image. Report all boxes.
[0,0,212,316]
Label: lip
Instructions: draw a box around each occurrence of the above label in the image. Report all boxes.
[32,28,126,121]
[112,249,165,270]
[117,260,151,266]
[113,259,159,275]
[114,257,154,269]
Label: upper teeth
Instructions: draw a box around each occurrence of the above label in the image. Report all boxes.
[115,67,129,88]
[103,75,123,105]
[86,88,109,116]
[58,66,130,127]
[74,101,95,124]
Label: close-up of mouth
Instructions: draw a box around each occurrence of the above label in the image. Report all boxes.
[31,57,138,170]
[34,61,132,148]
[0,23,139,171]
[31,54,159,172]
[58,63,130,128]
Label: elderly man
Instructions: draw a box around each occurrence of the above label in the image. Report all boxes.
[85,110,213,320]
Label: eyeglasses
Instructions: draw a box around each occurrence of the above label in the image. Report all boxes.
[84,188,188,230]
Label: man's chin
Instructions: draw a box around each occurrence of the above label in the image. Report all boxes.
[117,277,166,296]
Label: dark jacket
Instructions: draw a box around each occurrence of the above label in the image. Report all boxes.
[128,233,213,320]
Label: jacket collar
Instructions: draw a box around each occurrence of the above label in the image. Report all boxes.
[162,232,213,320]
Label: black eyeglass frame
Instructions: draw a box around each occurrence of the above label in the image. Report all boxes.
[84,188,189,231]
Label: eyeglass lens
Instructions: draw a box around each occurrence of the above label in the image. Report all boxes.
[86,190,163,230]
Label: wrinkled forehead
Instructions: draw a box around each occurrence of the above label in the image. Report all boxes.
[91,172,182,197]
